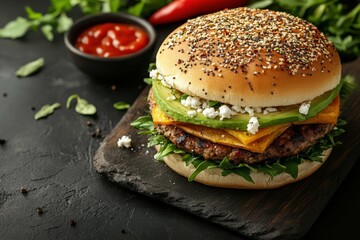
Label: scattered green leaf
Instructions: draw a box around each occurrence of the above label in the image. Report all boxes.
[34,103,61,120]
[113,101,130,110]
[76,97,97,115]
[66,94,97,115]
[66,94,79,109]
[0,17,31,39]
[16,58,45,77]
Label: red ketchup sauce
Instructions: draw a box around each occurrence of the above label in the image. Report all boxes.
[75,23,149,58]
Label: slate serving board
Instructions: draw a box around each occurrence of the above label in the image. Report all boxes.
[94,59,360,240]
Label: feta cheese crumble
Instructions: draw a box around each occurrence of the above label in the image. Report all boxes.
[247,117,260,134]
[231,105,245,113]
[181,95,201,109]
[263,107,277,115]
[299,102,311,115]
[117,135,132,148]
[150,69,176,87]
[187,110,197,117]
[167,94,176,101]
[219,105,235,120]
[149,69,159,79]
[244,106,254,117]
[202,107,218,119]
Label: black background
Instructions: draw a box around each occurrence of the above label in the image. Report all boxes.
[1,1,359,239]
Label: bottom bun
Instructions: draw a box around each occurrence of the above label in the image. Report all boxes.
[157,146,332,189]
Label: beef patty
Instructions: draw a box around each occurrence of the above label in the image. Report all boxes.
[155,123,334,165]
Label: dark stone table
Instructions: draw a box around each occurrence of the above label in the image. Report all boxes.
[1,1,359,239]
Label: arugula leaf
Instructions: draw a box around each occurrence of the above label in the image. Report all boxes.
[66,94,97,115]
[113,101,130,110]
[148,134,166,147]
[188,160,217,182]
[154,141,177,161]
[231,167,254,183]
[130,115,155,132]
[284,160,299,179]
[257,162,286,177]
[218,157,236,169]
[0,17,31,39]
[34,103,61,120]
[16,58,45,77]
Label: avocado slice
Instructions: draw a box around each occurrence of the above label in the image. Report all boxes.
[152,80,342,130]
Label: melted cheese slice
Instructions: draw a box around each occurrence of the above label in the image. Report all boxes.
[177,124,279,153]
[224,124,290,145]
[151,96,340,153]
[152,104,177,125]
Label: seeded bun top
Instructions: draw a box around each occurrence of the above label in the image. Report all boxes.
[156,7,341,107]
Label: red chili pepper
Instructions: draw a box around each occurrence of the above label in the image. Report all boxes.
[149,0,248,25]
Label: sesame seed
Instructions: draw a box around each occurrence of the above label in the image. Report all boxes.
[161,7,334,77]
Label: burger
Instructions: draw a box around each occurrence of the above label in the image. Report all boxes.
[132,7,345,189]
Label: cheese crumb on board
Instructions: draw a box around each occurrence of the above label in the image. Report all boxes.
[117,135,132,148]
